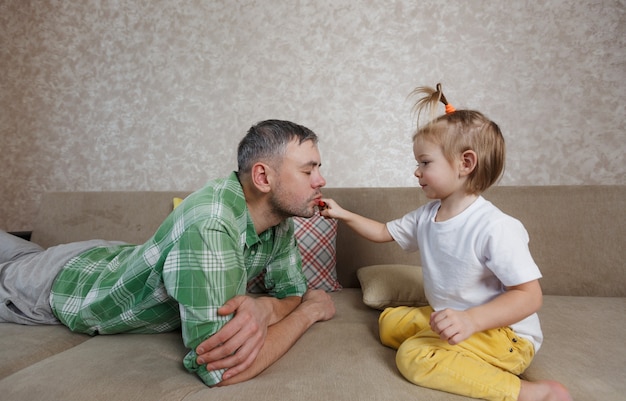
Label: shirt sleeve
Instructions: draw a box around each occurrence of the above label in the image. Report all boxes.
[386,204,432,253]
[162,222,245,386]
[482,216,543,287]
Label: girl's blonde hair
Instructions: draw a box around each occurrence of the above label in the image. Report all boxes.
[410,84,505,194]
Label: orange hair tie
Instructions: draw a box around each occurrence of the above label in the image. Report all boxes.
[436,83,456,114]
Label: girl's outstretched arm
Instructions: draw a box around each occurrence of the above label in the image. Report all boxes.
[320,198,394,243]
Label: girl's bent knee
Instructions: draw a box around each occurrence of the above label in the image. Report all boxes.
[378,306,413,348]
[395,342,436,386]
[378,306,434,349]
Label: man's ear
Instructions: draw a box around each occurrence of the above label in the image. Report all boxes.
[460,150,478,177]
[251,162,272,193]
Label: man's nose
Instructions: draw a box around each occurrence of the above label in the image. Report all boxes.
[315,172,327,188]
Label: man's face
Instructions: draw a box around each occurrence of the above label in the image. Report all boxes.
[269,139,326,218]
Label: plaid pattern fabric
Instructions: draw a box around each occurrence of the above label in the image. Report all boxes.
[50,172,307,386]
[294,215,341,291]
[248,214,341,292]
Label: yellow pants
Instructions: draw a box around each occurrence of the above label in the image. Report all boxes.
[379,306,535,401]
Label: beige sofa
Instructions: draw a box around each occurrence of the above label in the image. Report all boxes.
[1,186,624,401]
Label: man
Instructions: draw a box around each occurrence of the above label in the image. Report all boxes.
[0,119,336,386]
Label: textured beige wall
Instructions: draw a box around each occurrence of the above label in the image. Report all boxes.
[1,0,625,231]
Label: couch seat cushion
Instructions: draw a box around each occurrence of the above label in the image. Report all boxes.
[0,324,89,379]
[0,291,623,401]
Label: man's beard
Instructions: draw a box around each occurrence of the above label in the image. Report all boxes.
[268,187,316,220]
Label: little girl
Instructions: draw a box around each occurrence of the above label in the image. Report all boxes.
[320,84,571,401]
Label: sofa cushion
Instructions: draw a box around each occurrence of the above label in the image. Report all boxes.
[1,291,623,400]
[0,290,454,401]
[357,264,428,310]
[0,324,89,380]
[521,296,626,400]
[292,214,341,291]
[248,214,341,292]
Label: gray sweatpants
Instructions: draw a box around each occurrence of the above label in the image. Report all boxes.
[0,230,117,325]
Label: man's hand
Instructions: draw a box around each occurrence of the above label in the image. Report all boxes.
[195,295,272,375]
[298,289,335,323]
[216,289,335,386]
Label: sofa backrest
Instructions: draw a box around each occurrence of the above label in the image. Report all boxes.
[31,186,625,297]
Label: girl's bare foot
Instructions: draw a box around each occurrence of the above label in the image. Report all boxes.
[519,380,572,401]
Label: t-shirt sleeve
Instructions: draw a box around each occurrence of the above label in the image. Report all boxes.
[386,205,429,253]
[482,216,542,287]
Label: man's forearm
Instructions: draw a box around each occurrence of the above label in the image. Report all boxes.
[217,301,317,385]
[256,295,302,326]
[217,289,335,386]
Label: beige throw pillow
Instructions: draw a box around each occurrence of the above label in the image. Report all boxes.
[357,264,428,310]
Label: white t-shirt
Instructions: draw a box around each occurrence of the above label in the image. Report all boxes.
[386,196,543,350]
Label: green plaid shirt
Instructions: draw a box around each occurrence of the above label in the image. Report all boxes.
[50,172,307,386]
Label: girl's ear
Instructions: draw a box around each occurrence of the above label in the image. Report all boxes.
[460,150,478,177]
[250,162,272,193]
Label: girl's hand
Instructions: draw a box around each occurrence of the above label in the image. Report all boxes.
[430,280,543,346]
[429,308,478,345]
[319,198,394,243]
[318,198,348,220]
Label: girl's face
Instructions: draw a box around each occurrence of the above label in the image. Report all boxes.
[412,137,462,200]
